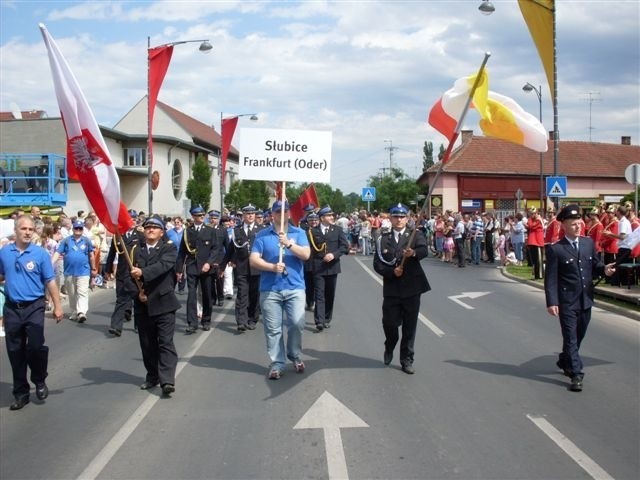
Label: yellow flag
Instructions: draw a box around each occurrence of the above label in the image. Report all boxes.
[518,0,554,97]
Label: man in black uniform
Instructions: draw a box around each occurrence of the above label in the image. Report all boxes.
[544,204,614,392]
[373,203,431,374]
[176,205,217,333]
[308,206,349,332]
[303,212,319,311]
[105,210,144,336]
[207,209,228,307]
[226,204,264,331]
[130,215,181,396]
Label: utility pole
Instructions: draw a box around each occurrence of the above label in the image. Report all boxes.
[384,139,398,175]
[583,92,601,142]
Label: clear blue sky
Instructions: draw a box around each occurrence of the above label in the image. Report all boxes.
[1,0,638,195]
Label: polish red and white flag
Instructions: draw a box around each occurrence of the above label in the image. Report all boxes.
[40,24,133,234]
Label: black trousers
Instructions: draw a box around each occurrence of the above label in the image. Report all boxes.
[234,274,260,326]
[382,294,420,366]
[3,298,49,398]
[137,310,178,386]
[455,237,465,266]
[304,269,314,308]
[110,279,136,331]
[528,245,544,279]
[485,233,495,262]
[186,271,211,326]
[210,266,224,303]
[313,273,338,325]
[558,305,591,377]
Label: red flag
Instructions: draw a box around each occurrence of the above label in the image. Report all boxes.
[274,181,283,201]
[290,184,319,225]
[221,116,239,187]
[148,45,174,169]
[40,24,133,234]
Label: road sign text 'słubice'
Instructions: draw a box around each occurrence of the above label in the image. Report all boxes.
[239,128,332,183]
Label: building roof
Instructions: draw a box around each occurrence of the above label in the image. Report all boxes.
[419,133,639,184]
[0,110,48,121]
[156,100,239,156]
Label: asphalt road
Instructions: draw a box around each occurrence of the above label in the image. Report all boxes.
[1,254,638,480]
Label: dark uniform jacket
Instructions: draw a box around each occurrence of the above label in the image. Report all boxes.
[133,239,181,316]
[225,223,265,276]
[308,224,350,275]
[544,236,604,310]
[105,228,144,288]
[373,228,431,298]
[176,224,219,273]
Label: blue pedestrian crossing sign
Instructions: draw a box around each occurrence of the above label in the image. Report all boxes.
[546,176,567,197]
[361,187,376,202]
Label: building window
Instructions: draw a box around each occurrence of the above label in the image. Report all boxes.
[123,148,147,167]
[172,159,182,200]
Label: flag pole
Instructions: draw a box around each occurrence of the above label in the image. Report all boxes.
[278,180,287,265]
[398,52,492,273]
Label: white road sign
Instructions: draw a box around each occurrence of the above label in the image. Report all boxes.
[239,127,332,182]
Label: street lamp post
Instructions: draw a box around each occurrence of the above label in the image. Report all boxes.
[482,1,559,208]
[523,82,544,210]
[147,37,212,215]
[219,113,258,211]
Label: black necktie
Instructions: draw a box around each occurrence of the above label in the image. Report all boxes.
[572,241,578,251]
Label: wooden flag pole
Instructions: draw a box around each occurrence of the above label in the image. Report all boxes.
[397,52,492,273]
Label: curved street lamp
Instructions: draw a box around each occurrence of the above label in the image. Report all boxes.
[478,0,496,15]
[147,37,212,214]
[523,82,544,209]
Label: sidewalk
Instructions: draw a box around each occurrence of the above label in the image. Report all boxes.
[499,267,640,321]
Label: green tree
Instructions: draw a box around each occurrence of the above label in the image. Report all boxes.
[367,168,420,213]
[185,153,212,211]
[423,141,434,171]
[224,180,270,212]
[438,143,446,162]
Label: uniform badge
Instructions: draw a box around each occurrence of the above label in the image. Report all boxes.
[25,260,36,271]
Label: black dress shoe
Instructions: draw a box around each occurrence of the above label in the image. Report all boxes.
[570,376,583,392]
[384,351,393,366]
[185,326,197,334]
[323,323,331,329]
[36,383,49,400]
[556,360,571,378]
[316,324,324,332]
[140,380,159,390]
[246,322,257,330]
[201,323,211,331]
[401,364,415,375]
[161,384,175,396]
[10,396,30,410]
[237,324,247,332]
[108,327,122,337]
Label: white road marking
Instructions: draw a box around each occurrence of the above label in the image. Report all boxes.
[526,414,614,480]
[77,311,225,480]
[294,391,369,480]
[448,291,491,310]
[354,256,444,337]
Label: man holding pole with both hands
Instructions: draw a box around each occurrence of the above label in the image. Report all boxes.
[250,199,310,380]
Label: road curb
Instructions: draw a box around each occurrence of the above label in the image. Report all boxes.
[499,266,640,322]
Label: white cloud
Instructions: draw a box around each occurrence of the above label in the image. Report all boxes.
[1,0,638,194]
